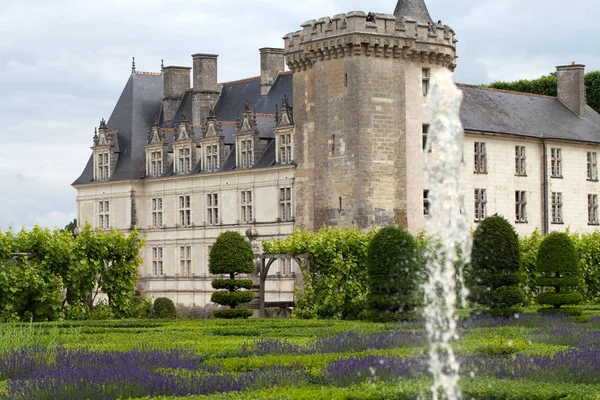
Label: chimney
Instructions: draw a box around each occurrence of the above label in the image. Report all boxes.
[191,54,219,126]
[259,48,284,96]
[556,63,586,117]
[162,66,191,121]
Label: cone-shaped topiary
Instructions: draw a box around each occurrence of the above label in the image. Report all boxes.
[366,226,422,321]
[536,232,582,312]
[209,231,255,318]
[467,215,525,317]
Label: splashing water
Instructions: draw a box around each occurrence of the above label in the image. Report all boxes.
[422,69,472,400]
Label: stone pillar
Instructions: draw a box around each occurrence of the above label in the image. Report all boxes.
[557,63,586,117]
[162,66,191,121]
[260,48,285,96]
[192,54,220,126]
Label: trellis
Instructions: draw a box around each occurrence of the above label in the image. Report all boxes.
[255,253,310,318]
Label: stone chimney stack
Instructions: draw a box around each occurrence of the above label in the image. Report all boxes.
[162,66,191,122]
[556,63,586,117]
[192,53,220,126]
[259,48,284,96]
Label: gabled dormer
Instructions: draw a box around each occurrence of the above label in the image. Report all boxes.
[200,108,229,172]
[145,119,168,178]
[92,118,118,182]
[173,113,198,175]
[274,96,295,165]
[234,103,268,170]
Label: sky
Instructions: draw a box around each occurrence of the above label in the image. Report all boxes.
[0,0,599,230]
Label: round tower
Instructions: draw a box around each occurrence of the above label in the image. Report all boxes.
[284,0,457,231]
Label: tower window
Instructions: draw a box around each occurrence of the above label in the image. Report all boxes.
[422,124,430,151]
[422,68,431,95]
[344,74,348,88]
[423,190,430,216]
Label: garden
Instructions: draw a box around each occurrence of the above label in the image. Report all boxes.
[1,218,600,399]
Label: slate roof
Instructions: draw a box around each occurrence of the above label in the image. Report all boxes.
[394,0,433,24]
[459,85,600,143]
[73,69,600,186]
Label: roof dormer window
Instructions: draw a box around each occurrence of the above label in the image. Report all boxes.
[96,151,110,181]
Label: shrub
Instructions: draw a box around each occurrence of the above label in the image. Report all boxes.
[366,226,421,321]
[209,231,255,318]
[536,232,583,310]
[213,309,254,319]
[467,215,525,316]
[152,297,177,319]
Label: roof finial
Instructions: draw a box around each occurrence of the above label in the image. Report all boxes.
[132,57,136,74]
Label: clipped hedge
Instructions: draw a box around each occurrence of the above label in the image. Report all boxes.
[211,291,255,308]
[366,226,421,321]
[212,279,253,291]
[536,232,582,310]
[213,308,253,319]
[468,216,525,315]
[152,297,176,319]
[209,231,254,276]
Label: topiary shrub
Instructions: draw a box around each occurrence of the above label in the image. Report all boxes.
[152,297,177,319]
[467,215,525,317]
[209,231,255,319]
[366,226,422,322]
[536,232,582,313]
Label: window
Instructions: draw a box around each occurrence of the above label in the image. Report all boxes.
[474,189,487,222]
[280,258,292,276]
[279,187,293,222]
[551,148,562,178]
[240,139,253,168]
[152,197,163,228]
[279,134,293,164]
[178,147,191,174]
[179,195,191,227]
[551,192,563,224]
[241,190,253,224]
[515,146,526,176]
[422,124,430,151]
[515,191,527,223]
[423,190,430,216]
[150,151,163,177]
[422,68,430,95]
[587,152,598,181]
[180,245,192,276]
[474,142,487,173]
[207,193,219,225]
[152,247,163,276]
[206,144,218,172]
[98,201,110,229]
[97,152,110,180]
[588,194,598,225]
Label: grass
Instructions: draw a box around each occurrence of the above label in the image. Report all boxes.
[1,310,600,399]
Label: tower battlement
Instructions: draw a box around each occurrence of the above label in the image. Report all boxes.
[283,11,457,72]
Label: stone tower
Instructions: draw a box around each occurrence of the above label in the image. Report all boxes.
[283,0,457,231]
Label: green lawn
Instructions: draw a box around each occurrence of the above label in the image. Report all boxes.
[1,310,600,399]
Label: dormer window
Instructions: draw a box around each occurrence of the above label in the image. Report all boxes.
[205,144,219,172]
[278,133,293,164]
[96,152,110,181]
[239,138,254,168]
[177,147,192,174]
[150,150,163,177]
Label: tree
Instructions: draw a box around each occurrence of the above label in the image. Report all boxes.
[485,70,600,114]
[64,218,78,235]
[366,226,422,321]
[536,232,582,314]
[209,231,255,319]
[467,216,525,316]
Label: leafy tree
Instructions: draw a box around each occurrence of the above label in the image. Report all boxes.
[485,70,600,113]
[263,227,375,320]
[209,231,255,319]
[64,218,78,235]
[366,226,421,321]
[467,216,525,316]
[536,232,582,313]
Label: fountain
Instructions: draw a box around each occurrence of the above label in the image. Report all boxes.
[422,69,472,400]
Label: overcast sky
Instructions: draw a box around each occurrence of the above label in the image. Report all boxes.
[0,0,598,230]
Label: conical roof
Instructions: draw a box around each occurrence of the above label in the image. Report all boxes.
[393,0,432,24]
